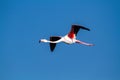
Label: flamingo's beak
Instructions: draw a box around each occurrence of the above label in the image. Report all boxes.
[39,40,41,43]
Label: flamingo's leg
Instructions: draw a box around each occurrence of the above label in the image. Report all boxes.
[76,40,94,46]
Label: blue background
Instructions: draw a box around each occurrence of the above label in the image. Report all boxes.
[1,0,120,80]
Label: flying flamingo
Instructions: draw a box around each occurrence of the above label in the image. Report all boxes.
[39,24,94,52]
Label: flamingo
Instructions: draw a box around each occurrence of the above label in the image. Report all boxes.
[39,24,94,52]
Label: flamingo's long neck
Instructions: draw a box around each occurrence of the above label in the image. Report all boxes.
[49,39,61,43]
[44,40,56,43]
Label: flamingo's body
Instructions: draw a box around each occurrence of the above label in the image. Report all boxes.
[39,24,94,52]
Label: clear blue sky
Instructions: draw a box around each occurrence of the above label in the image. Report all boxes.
[1,0,120,80]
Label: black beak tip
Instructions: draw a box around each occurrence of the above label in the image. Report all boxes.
[39,40,41,43]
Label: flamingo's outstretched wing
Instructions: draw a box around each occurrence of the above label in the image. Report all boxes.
[50,36,61,52]
[68,24,90,38]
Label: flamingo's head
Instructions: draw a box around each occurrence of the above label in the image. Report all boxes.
[39,39,48,43]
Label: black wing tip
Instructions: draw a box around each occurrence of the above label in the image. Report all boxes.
[86,28,90,31]
[50,36,61,41]
[51,49,54,52]
[72,24,90,31]
[49,36,61,52]
[50,43,56,52]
